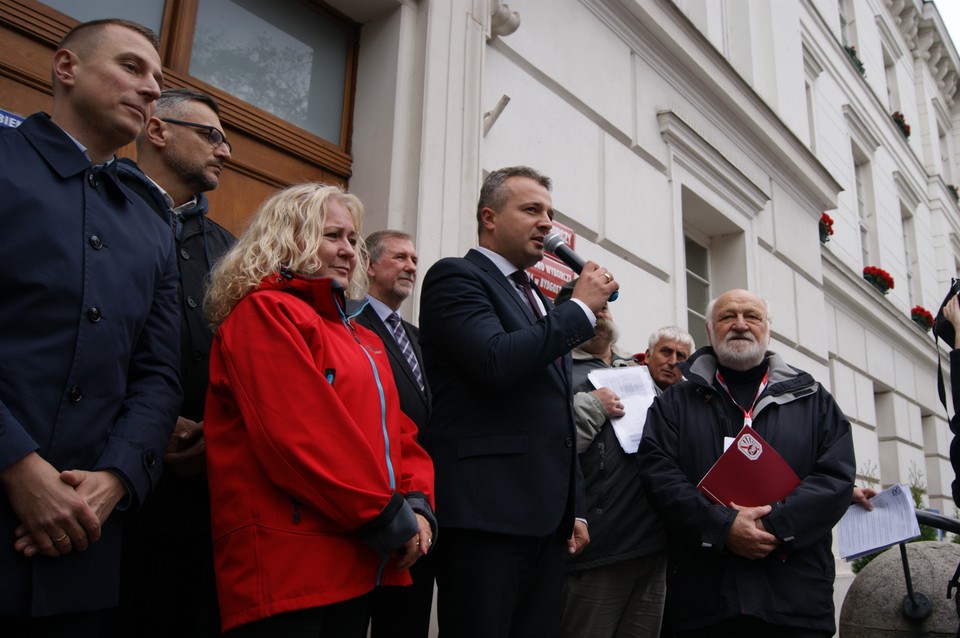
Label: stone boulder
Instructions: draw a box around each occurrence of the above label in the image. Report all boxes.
[840,541,960,637]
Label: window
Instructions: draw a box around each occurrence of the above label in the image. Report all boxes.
[938,121,954,184]
[901,206,920,306]
[22,0,363,232]
[685,236,711,350]
[660,116,756,348]
[883,46,900,112]
[853,148,877,268]
[839,0,856,47]
[42,0,164,33]
[190,0,351,143]
[802,43,823,153]
[37,0,358,151]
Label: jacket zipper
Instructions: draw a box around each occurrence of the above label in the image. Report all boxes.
[597,441,605,515]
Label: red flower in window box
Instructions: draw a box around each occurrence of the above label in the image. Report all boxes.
[892,111,911,139]
[863,266,894,295]
[819,213,834,243]
[911,306,934,331]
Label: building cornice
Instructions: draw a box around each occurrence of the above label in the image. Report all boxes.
[843,104,882,152]
[886,0,960,106]
[657,110,768,215]
[581,0,842,214]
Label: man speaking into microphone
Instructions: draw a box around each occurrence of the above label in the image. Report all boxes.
[419,165,619,638]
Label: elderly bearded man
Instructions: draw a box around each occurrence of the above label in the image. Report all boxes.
[638,289,854,638]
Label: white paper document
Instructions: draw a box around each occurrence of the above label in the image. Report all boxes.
[586,366,659,454]
[837,483,921,560]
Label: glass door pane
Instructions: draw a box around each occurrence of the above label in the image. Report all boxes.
[42,0,165,35]
[190,0,351,144]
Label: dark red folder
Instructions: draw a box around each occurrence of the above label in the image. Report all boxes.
[697,425,800,507]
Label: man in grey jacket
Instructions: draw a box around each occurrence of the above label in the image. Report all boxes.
[558,279,693,638]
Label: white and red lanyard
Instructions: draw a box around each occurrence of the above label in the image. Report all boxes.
[715,370,769,428]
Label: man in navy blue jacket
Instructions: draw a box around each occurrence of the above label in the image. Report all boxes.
[0,19,181,637]
[419,166,619,638]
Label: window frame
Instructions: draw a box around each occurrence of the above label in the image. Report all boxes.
[10,0,360,180]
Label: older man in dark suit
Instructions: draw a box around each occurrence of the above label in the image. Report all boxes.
[419,166,619,638]
[354,229,433,638]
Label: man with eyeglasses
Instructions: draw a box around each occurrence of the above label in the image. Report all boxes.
[116,88,235,638]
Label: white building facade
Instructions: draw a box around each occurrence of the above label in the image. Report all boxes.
[4,0,957,629]
[335,0,960,616]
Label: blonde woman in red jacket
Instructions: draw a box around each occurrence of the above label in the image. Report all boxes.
[203,183,436,637]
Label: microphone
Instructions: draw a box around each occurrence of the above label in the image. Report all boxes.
[543,233,619,301]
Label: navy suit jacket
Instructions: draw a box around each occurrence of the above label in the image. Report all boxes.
[419,249,592,537]
[354,302,431,430]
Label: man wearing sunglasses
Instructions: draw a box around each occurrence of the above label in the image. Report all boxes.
[116,88,235,638]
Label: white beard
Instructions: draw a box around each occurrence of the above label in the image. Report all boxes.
[714,330,766,370]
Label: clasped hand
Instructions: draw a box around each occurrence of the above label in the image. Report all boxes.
[391,513,432,571]
[725,502,781,560]
[2,452,126,558]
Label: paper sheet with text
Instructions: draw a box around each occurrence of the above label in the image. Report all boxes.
[586,365,658,454]
[837,483,920,560]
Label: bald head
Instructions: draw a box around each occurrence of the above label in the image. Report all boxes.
[706,289,770,371]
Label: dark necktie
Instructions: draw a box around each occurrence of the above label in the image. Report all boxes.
[509,270,544,319]
[386,312,425,391]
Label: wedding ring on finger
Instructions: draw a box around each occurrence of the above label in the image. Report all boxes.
[53,534,68,542]
[603,272,612,282]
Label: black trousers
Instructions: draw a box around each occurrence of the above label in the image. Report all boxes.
[225,594,372,638]
[675,615,832,638]
[4,610,111,638]
[435,527,568,638]
[370,551,435,638]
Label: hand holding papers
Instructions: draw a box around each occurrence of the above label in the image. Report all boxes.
[586,366,658,454]
[838,484,921,560]
[697,425,800,508]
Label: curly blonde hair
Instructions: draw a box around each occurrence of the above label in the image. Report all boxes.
[205,183,368,326]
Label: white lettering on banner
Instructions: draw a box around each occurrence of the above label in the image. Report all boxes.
[0,109,25,128]
[550,220,575,250]
[534,277,561,294]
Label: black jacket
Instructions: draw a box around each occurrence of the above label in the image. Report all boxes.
[353,301,431,430]
[638,347,854,634]
[951,350,960,504]
[116,159,235,537]
[419,250,591,536]
[117,158,235,421]
[566,351,665,572]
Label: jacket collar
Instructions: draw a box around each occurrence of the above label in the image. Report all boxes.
[19,113,94,179]
[680,346,815,398]
[19,113,132,203]
[256,271,348,321]
[115,157,209,221]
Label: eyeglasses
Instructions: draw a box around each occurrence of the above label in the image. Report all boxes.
[160,118,232,153]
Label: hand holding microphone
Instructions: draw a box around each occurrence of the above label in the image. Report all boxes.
[544,232,619,312]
